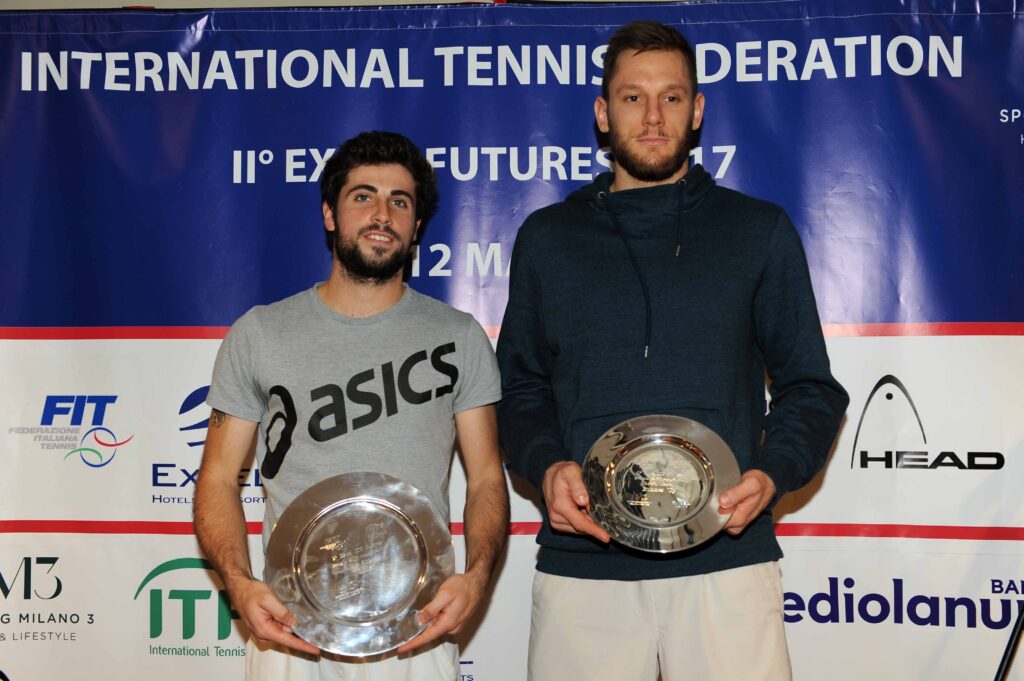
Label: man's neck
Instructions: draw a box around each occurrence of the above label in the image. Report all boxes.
[317,264,406,318]
[610,161,689,193]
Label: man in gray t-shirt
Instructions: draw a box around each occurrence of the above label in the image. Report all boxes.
[194,131,508,681]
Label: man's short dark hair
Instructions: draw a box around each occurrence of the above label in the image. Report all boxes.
[319,131,438,250]
[602,21,698,101]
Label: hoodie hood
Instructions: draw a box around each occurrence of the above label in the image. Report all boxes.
[566,164,716,359]
[566,163,716,215]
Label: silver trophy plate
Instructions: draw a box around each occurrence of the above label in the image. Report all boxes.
[265,472,454,656]
[582,415,741,553]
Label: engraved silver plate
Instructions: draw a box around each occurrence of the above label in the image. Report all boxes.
[265,472,454,656]
[582,415,742,553]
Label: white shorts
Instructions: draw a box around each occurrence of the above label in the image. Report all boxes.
[245,638,459,681]
[528,562,791,681]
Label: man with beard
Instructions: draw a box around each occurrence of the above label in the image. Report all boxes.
[194,131,508,680]
[496,21,848,681]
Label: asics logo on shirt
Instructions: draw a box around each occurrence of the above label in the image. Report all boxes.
[261,342,458,479]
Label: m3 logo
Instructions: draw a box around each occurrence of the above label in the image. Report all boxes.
[0,557,62,600]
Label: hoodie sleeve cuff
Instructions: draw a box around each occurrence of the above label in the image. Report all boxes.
[525,439,569,491]
[751,450,801,501]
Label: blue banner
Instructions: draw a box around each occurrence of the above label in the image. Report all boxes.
[0,0,1021,328]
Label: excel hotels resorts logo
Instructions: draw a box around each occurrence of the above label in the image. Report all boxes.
[134,558,246,658]
[8,394,133,468]
[849,375,1003,471]
[177,386,210,449]
[151,386,264,506]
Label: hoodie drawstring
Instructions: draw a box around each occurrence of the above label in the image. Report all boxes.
[674,179,687,257]
[599,191,652,359]
[599,178,689,358]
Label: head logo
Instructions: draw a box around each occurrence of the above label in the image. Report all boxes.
[179,386,210,448]
[134,558,241,641]
[65,427,133,468]
[850,374,1003,470]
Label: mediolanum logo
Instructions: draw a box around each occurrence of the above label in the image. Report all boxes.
[133,558,246,658]
[849,375,1004,471]
[784,576,1023,630]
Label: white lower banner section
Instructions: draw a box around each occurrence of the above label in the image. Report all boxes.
[2,335,1022,679]
[781,537,1024,681]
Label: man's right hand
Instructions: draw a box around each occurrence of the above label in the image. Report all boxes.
[541,461,611,543]
[229,579,320,655]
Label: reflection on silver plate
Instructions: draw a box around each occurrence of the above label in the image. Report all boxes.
[582,415,741,553]
[265,472,454,657]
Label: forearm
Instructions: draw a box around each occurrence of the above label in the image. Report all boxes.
[496,230,568,489]
[754,211,849,495]
[461,469,509,584]
[496,399,566,489]
[194,476,254,593]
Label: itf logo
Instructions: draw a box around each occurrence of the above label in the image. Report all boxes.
[850,375,1003,471]
[178,386,210,448]
[134,558,241,642]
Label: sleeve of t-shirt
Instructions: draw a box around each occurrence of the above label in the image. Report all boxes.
[206,309,266,423]
[452,315,502,414]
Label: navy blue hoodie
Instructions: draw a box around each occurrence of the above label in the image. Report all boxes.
[496,165,848,580]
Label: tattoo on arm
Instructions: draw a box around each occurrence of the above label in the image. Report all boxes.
[209,409,227,428]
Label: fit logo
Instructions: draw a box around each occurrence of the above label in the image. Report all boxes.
[41,395,117,426]
[134,558,240,640]
[0,557,62,600]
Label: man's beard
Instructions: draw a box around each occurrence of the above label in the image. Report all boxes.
[607,114,696,183]
[333,224,412,285]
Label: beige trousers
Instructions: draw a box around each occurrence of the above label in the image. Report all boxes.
[528,562,792,681]
[245,638,459,681]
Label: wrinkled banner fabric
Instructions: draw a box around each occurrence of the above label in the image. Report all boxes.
[0,2,1022,680]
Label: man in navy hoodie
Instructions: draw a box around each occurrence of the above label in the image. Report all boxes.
[496,21,848,681]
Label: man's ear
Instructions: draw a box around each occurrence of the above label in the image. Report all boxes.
[322,202,335,232]
[692,92,706,131]
[595,96,610,134]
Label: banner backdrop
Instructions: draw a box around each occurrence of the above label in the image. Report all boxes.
[1,2,1022,680]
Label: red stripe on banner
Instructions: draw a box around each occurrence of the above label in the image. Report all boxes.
[447,523,542,535]
[0,326,229,339]
[2,520,1023,541]
[0,520,249,535]
[821,322,1024,337]
[4,322,1023,340]
[0,520,542,536]
[775,523,1024,540]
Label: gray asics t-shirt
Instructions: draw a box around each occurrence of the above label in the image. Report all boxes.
[207,285,502,554]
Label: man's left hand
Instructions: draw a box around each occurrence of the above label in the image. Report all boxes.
[718,470,777,535]
[396,571,486,653]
